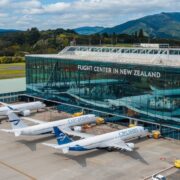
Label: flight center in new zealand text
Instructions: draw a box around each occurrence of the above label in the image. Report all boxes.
[77,65,161,78]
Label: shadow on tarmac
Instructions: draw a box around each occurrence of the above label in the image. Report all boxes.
[123,137,149,165]
[120,149,149,165]
[129,137,149,144]
[16,135,55,151]
[54,146,149,167]
[54,149,108,167]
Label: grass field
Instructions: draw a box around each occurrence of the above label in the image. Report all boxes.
[0,63,25,79]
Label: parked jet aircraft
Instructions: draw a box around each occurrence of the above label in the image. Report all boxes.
[0,112,96,137]
[0,101,46,116]
[43,126,148,154]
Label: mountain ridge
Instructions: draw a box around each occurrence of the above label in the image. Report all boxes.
[0,29,21,34]
[100,12,180,39]
[74,26,104,35]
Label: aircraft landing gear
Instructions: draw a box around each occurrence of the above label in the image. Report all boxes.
[106,147,113,152]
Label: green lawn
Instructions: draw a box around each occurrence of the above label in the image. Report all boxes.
[102,43,133,47]
[0,63,25,79]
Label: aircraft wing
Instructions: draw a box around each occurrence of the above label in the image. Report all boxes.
[42,142,70,153]
[42,143,59,149]
[106,140,133,151]
[0,129,21,137]
[62,128,94,139]
[0,129,14,133]
[21,117,45,124]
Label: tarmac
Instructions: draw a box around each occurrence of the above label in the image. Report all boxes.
[0,109,179,180]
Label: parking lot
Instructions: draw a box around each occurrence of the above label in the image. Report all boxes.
[0,109,179,180]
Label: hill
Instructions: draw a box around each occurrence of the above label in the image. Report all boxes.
[0,25,179,60]
[0,29,21,34]
[101,12,180,39]
[74,26,104,35]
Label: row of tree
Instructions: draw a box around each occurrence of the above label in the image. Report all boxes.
[0,27,179,63]
[0,56,25,64]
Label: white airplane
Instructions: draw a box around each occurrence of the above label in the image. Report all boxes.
[43,126,148,154]
[0,111,97,137]
[0,101,46,116]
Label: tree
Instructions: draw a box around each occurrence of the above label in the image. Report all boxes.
[139,29,144,38]
[102,33,109,38]
[112,32,117,45]
[134,31,138,38]
[14,32,26,45]
[26,27,40,45]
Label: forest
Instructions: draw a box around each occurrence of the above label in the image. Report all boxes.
[0,27,180,64]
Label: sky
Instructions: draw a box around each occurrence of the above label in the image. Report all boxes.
[0,0,179,30]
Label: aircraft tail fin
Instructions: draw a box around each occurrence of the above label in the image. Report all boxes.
[53,127,72,145]
[7,111,27,129]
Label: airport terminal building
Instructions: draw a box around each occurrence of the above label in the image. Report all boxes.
[26,46,180,129]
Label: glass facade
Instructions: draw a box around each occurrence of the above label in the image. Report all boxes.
[26,56,180,128]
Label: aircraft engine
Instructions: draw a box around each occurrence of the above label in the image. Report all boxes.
[21,110,31,116]
[126,143,135,149]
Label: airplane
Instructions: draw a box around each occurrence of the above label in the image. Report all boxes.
[42,126,148,154]
[0,111,97,137]
[0,101,46,116]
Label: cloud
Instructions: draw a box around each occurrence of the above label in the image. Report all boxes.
[0,13,8,18]
[44,2,70,13]
[0,0,9,7]
[0,0,179,29]
[23,2,70,15]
